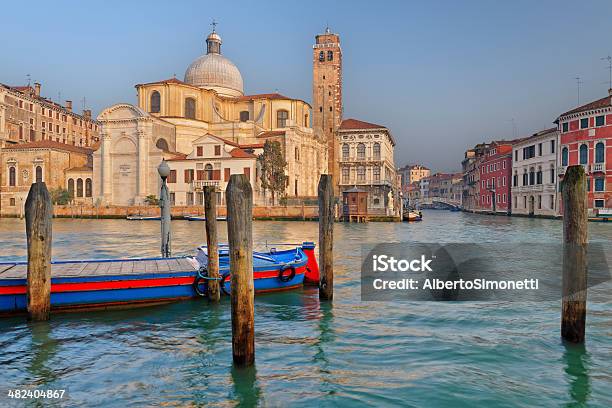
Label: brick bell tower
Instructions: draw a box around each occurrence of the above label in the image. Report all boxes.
[313,27,342,190]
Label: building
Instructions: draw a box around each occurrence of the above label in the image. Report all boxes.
[398,164,430,196]
[461,144,488,211]
[557,90,612,214]
[478,141,513,213]
[1,140,93,215]
[0,82,99,148]
[511,128,559,216]
[95,28,327,206]
[312,27,342,191]
[424,172,462,204]
[337,118,399,216]
[164,134,262,206]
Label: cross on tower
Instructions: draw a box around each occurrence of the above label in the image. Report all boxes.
[211,19,218,33]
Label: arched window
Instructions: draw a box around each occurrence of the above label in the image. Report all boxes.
[357,143,365,160]
[319,51,324,62]
[150,91,160,113]
[239,111,249,122]
[373,166,381,181]
[277,110,289,128]
[357,166,366,181]
[35,166,43,183]
[342,167,349,183]
[184,98,196,119]
[67,178,74,197]
[561,147,568,166]
[536,166,542,184]
[373,143,381,160]
[342,144,349,159]
[205,164,213,181]
[550,164,555,183]
[595,142,605,163]
[579,144,588,165]
[327,51,333,61]
[85,178,92,197]
[156,138,169,152]
[9,166,16,186]
[529,167,535,185]
[76,178,83,197]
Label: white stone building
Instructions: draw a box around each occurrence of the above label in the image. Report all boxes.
[337,118,399,216]
[511,128,559,216]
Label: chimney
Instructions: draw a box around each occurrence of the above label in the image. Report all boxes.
[83,109,91,119]
[34,82,41,97]
[65,100,72,112]
[609,88,612,96]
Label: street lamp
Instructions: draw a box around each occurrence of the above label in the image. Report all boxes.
[158,160,171,257]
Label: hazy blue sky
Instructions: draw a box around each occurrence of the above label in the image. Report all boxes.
[2,0,612,171]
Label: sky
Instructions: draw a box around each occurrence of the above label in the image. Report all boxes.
[2,0,612,172]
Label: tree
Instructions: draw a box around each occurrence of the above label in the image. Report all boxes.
[257,140,287,206]
[50,188,72,205]
[144,195,159,206]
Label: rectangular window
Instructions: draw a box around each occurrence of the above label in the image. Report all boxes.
[550,139,555,153]
[538,195,542,209]
[580,118,589,129]
[515,150,518,161]
[197,146,203,156]
[214,145,221,156]
[167,170,177,183]
[224,168,231,181]
[10,198,16,206]
[594,199,605,208]
[538,143,542,156]
[243,167,250,181]
[594,178,604,192]
[562,122,568,132]
[595,115,605,127]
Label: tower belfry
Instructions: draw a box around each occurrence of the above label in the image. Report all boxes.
[312,27,342,190]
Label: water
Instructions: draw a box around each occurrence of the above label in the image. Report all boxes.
[0,211,611,407]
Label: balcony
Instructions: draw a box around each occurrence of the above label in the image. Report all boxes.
[592,162,605,173]
[190,180,220,190]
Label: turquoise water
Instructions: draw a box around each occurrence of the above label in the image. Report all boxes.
[0,211,611,407]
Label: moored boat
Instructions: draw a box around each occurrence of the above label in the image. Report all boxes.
[126,215,161,221]
[403,210,423,222]
[183,215,227,221]
[0,242,319,316]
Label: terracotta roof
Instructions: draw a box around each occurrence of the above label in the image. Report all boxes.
[229,148,257,158]
[135,77,189,87]
[3,140,93,155]
[11,86,32,92]
[339,118,387,130]
[559,95,612,117]
[239,143,264,149]
[237,93,291,101]
[256,130,285,138]
[66,166,93,172]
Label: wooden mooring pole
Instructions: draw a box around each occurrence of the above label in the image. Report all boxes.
[561,165,588,343]
[203,186,220,302]
[226,174,255,366]
[318,175,334,301]
[25,182,53,321]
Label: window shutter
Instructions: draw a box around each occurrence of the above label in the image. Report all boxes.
[224,168,230,181]
[243,167,250,181]
[212,169,221,180]
[197,170,205,180]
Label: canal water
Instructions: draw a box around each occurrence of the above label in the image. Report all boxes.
[0,211,611,407]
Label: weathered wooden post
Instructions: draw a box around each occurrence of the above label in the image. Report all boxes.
[226,174,255,366]
[204,186,220,302]
[25,182,53,321]
[561,165,588,343]
[318,175,334,300]
[158,160,172,258]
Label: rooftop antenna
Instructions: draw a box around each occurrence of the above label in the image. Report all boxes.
[58,91,62,103]
[602,54,612,91]
[507,118,517,139]
[26,74,31,87]
[575,76,583,104]
[81,96,87,111]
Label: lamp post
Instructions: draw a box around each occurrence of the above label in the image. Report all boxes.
[158,160,171,258]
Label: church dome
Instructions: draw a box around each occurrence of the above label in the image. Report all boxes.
[184,30,244,97]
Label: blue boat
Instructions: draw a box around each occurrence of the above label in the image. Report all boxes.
[0,243,319,316]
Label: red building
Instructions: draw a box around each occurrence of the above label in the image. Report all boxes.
[478,141,513,213]
[557,90,612,214]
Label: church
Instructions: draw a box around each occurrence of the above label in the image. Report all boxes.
[94,27,328,206]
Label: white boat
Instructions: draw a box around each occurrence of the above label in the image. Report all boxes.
[403,210,422,222]
[183,215,227,221]
[126,215,161,221]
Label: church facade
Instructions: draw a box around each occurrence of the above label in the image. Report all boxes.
[95,28,327,206]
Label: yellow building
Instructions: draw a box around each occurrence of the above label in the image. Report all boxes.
[95,28,327,206]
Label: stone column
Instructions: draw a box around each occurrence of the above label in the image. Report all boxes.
[137,129,147,204]
[101,131,112,204]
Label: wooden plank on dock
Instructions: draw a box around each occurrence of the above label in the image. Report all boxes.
[156,259,171,272]
[0,264,26,278]
[80,262,100,276]
[120,261,134,275]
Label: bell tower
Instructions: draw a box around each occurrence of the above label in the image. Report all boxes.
[313,27,342,188]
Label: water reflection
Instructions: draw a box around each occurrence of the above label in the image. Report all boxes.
[563,342,591,407]
[28,321,58,385]
[231,365,260,407]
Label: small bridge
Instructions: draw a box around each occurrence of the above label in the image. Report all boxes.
[419,197,462,210]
